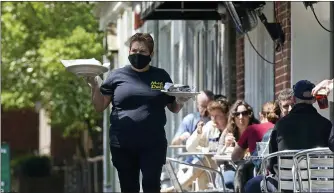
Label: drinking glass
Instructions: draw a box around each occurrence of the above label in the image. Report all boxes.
[316,89,328,109]
[256,142,269,157]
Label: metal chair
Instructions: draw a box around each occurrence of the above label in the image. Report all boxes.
[165,159,184,193]
[293,147,334,192]
[165,157,229,192]
[260,150,301,192]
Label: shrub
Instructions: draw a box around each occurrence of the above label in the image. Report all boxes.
[11,155,51,177]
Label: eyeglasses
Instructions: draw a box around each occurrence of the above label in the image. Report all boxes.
[233,111,249,117]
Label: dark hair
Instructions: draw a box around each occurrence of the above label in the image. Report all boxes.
[202,90,214,101]
[261,101,281,124]
[226,100,259,141]
[129,33,154,54]
[214,94,227,101]
[207,99,230,114]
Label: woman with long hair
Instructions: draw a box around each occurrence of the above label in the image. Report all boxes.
[222,100,259,148]
[231,101,281,193]
[216,100,259,191]
[231,101,281,162]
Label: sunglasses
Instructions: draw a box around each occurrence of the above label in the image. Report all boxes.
[233,111,249,117]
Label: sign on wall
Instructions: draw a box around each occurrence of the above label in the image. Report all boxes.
[1,143,11,192]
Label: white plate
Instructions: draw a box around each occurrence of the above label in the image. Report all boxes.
[161,90,200,97]
[66,64,108,77]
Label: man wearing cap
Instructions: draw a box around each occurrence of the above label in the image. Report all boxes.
[244,80,332,193]
[269,80,332,155]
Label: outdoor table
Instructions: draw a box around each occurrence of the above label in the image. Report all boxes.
[212,154,238,170]
[168,145,186,149]
[177,152,217,169]
[169,145,187,158]
[212,154,232,161]
[177,152,216,156]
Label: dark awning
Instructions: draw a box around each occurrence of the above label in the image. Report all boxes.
[140,1,223,20]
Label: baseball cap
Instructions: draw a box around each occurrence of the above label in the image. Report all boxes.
[293,80,315,100]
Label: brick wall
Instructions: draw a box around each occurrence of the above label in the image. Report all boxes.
[274,2,292,97]
[236,36,245,99]
[235,2,292,99]
[1,108,39,158]
[1,108,77,162]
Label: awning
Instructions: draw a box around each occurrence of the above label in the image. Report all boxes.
[140,1,223,20]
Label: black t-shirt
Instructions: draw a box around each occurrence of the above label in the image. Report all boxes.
[100,65,175,148]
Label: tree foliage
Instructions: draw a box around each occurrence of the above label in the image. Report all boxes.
[1,2,104,138]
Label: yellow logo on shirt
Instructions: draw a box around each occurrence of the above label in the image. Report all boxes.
[151,81,163,90]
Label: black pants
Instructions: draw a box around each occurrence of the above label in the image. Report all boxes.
[110,144,167,193]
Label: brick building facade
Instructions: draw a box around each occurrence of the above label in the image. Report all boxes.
[236,2,292,100]
[1,108,76,162]
[274,2,292,97]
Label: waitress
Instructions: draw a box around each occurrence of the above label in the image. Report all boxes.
[87,33,190,193]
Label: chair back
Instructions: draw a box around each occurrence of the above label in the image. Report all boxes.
[293,147,334,192]
[165,157,227,192]
[260,150,301,192]
[165,159,184,193]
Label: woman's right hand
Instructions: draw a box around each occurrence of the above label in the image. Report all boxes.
[224,133,235,147]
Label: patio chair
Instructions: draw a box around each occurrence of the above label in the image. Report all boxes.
[164,157,231,192]
[260,150,301,192]
[293,147,334,192]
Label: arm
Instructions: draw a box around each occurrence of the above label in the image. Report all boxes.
[91,84,111,112]
[186,122,209,152]
[167,101,183,113]
[87,76,111,112]
[162,69,184,113]
[171,114,193,145]
[231,144,246,162]
[232,128,250,162]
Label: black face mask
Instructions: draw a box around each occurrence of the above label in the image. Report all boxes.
[128,54,151,69]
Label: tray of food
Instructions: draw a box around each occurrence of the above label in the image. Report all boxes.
[161,83,200,97]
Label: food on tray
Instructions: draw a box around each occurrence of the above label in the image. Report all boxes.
[167,84,192,92]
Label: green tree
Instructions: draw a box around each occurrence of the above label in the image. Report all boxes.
[1,2,105,157]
